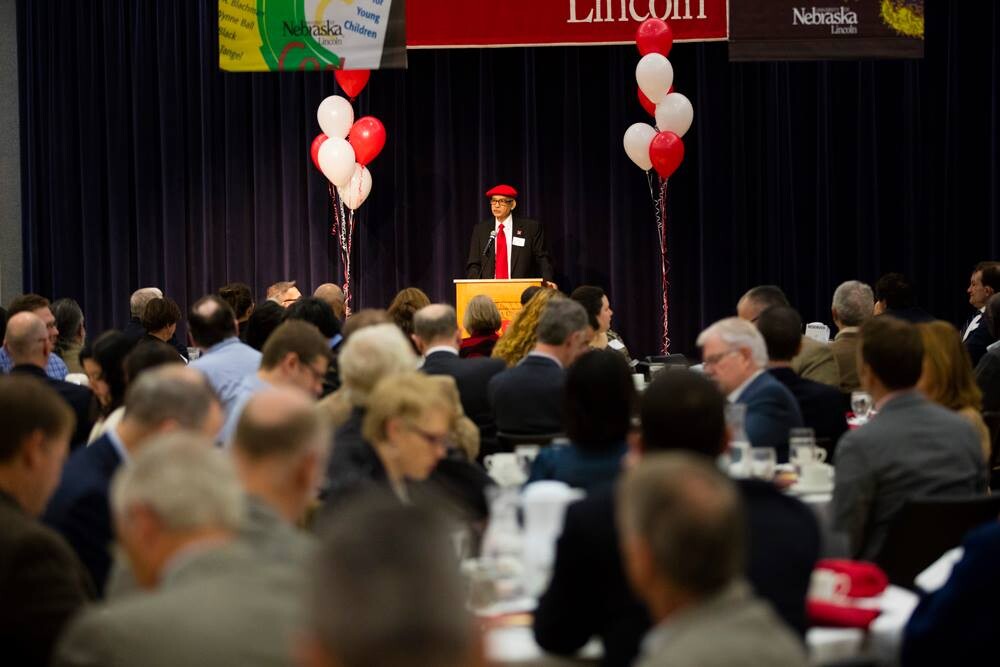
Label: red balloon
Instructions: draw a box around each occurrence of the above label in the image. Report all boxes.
[310,133,328,170]
[636,18,674,57]
[638,88,656,116]
[334,69,371,100]
[347,116,386,166]
[648,131,684,178]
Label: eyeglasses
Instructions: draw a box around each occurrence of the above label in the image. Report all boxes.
[702,349,739,368]
[407,423,451,450]
[490,198,513,205]
[300,359,327,383]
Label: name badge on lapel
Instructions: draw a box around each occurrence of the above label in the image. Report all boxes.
[512,236,526,247]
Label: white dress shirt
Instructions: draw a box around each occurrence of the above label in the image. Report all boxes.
[963,307,985,341]
[494,215,514,277]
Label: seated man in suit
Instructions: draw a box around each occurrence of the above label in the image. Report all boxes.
[832,315,987,560]
[620,454,807,667]
[974,293,1000,412]
[414,304,506,457]
[534,369,819,667]
[873,272,934,323]
[53,435,305,667]
[962,261,1000,367]
[43,366,223,595]
[0,293,69,379]
[0,376,94,667]
[697,317,803,460]
[465,184,554,283]
[489,297,592,437]
[121,287,188,359]
[737,285,839,387]
[6,312,95,448]
[298,495,480,667]
[830,280,874,393]
[756,306,849,457]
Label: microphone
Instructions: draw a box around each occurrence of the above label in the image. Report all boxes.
[483,230,497,255]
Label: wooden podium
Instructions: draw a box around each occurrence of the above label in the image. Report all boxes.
[454,279,543,336]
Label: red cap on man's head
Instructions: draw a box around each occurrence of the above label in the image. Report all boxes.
[485,184,518,198]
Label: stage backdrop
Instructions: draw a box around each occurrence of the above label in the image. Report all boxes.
[17,1,1000,357]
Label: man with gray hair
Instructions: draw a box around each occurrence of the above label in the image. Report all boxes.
[299,493,480,667]
[415,304,506,457]
[830,280,874,392]
[123,286,189,358]
[619,453,806,667]
[43,366,223,595]
[697,317,802,459]
[488,297,592,436]
[53,435,304,667]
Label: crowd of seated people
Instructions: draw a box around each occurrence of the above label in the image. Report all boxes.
[0,265,998,667]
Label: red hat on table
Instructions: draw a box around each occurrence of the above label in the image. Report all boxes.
[485,184,518,198]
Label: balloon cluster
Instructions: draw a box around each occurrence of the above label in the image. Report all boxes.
[309,70,386,210]
[622,19,693,179]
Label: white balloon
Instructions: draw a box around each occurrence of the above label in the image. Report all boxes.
[635,54,674,105]
[316,95,354,139]
[623,123,657,171]
[318,138,357,187]
[655,92,694,138]
[337,163,372,210]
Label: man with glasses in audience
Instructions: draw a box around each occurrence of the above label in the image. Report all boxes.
[465,184,554,284]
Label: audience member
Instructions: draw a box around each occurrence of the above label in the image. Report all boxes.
[521,285,542,305]
[415,304,506,458]
[43,366,222,594]
[188,295,262,422]
[832,316,986,559]
[492,287,559,367]
[527,350,634,490]
[219,320,331,444]
[299,496,478,667]
[387,287,431,352]
[1,293,68,379]
[571,285,632,363]
[873,272,934,322]
[79,331,134,444]
[266,280,302,307]
[618,454,807,667]
[51,298,86,374]
[7,312,95,448]
[314,282,346,321]
[286,296,343,395]
[974,293,1000,412]
[534,370,819,666]
[737,285,839,386]
[756,306,848,456]
[340,307,391,343]
[917,321,991,461]
[961,261,1000,366]
[122,287,187,358]
[489,297,592,437]
[123,339,185,382]
[53,435,302,667]
[460,294,502,358]
[243,299,286,350]
[697,317,803,459]
[140,297,182,351]
[830,280,874,392]
[217,282,255,340]
[0,376,93,667]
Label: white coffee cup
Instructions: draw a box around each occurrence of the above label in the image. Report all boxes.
[485,453,525,486]
[799,462,834,489]
[515,445,540,471]
[632,373,646,391]
[809,569,851,600]
[791,443,827,467]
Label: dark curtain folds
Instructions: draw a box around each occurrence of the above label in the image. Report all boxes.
[17,1,1000,356]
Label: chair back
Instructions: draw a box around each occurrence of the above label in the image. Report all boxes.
[874,495,1000,587]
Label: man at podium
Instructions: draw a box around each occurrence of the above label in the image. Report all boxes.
[465,185,554,282]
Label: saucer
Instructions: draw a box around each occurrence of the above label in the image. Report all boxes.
[788,481,833,495]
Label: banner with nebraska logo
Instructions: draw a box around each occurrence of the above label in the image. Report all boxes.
[218,0,407,72]
[729,0,924,60]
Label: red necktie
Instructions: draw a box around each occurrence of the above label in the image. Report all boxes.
[495,223,509,279]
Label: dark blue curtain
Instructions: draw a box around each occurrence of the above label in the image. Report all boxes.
[17,1,1000,356]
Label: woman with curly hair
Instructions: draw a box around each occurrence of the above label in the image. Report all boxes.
[491,287,560,367]
[387,287,431,353]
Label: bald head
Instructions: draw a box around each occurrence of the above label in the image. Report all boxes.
[233,387,330,461]
[189,295,238,348]
[413,304,460,350]
[130,287,163,318]
[314,283,346,320]
[4,312,50,367]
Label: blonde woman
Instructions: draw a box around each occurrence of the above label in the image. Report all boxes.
[492,287,560,367]
[917,321,991,461]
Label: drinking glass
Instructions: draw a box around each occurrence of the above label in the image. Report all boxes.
[750,447,777,481]
[851,391,873,422]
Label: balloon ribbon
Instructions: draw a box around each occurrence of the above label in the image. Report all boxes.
[656,177,670,354]
[328,183,355,316]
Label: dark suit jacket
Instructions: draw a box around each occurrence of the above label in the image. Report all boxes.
[0,490,94,667]
[832,391,986,560]
[768,367,849,459]
[974,346,1000,412]
[11,364,95,449]
[962,313,995,367]
[466,217,554,281]
[885,306,935,324]
[736,371,804,461]
[534,479,818,667]
[421,350,506,458]
[488,354,565,436]
[42,433,123,595]
[901,520,1000,667]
